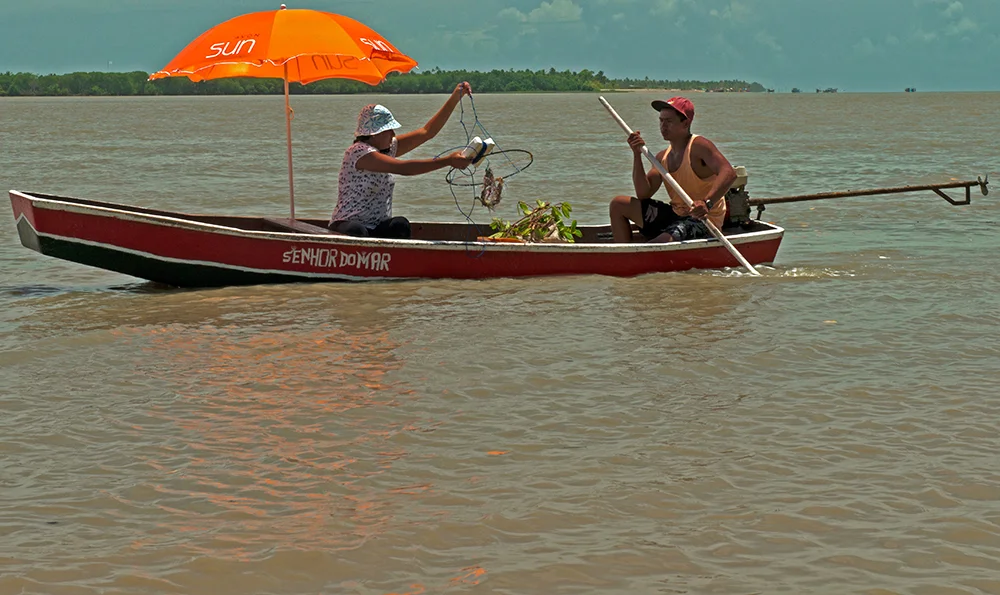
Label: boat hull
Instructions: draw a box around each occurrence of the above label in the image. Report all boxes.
[11,190,783,287]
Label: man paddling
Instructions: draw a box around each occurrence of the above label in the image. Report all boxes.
[609,96,737,243]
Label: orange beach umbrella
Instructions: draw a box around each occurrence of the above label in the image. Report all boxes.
[150,4,418,218]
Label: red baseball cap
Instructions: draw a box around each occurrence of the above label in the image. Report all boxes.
[651,96,694,121]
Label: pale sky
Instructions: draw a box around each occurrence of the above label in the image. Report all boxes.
[1,0,997,91]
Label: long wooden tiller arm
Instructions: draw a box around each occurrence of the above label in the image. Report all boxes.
[751,176,989,207]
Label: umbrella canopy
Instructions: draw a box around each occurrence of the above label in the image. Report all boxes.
[149,5,418,218]
[150,6,417,84]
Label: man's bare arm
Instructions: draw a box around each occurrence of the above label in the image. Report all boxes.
[634,150,664,198]
[693,137,737,204]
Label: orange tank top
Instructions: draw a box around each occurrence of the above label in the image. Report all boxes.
[662,134,727,228]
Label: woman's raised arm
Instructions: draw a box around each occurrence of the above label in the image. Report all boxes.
[396,82,472,156]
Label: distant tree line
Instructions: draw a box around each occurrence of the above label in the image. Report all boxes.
[615,77,766,93]
[0,68,764,97]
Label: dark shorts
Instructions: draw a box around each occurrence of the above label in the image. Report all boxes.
[638,198,711,242]
[329,216,411,239]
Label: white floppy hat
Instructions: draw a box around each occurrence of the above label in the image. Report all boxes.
[355,104,401,137]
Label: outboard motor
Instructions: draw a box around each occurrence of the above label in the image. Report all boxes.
[724,165,753,227]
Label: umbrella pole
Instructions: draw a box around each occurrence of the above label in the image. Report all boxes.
[284,64,295,220]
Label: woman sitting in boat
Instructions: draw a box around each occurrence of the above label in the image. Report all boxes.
[329,82,475,238]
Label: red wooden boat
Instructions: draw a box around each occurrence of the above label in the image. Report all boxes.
[9,190,784,287]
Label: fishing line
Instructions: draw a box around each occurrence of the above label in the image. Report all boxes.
[448,95,534,197]
[435,94,535,253]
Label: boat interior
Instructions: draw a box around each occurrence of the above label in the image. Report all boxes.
[23,192,776,243]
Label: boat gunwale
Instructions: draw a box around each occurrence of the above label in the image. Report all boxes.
[11,189,784,254]
[13,213,397,282]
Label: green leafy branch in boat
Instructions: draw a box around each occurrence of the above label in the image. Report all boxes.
[489,200,584,243]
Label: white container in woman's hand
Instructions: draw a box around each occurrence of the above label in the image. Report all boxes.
[461,136,496,164]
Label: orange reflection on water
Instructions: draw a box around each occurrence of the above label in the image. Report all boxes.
[383,565,488,595]
[118,321,427,554]
[388,483,433,495]
[450,565,487,586]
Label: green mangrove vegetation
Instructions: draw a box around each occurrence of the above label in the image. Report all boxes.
[0,68,764,97]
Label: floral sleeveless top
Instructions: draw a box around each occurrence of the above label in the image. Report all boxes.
[332,137,397,228]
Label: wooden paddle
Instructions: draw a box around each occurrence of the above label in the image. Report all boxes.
[599,96,762,277]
